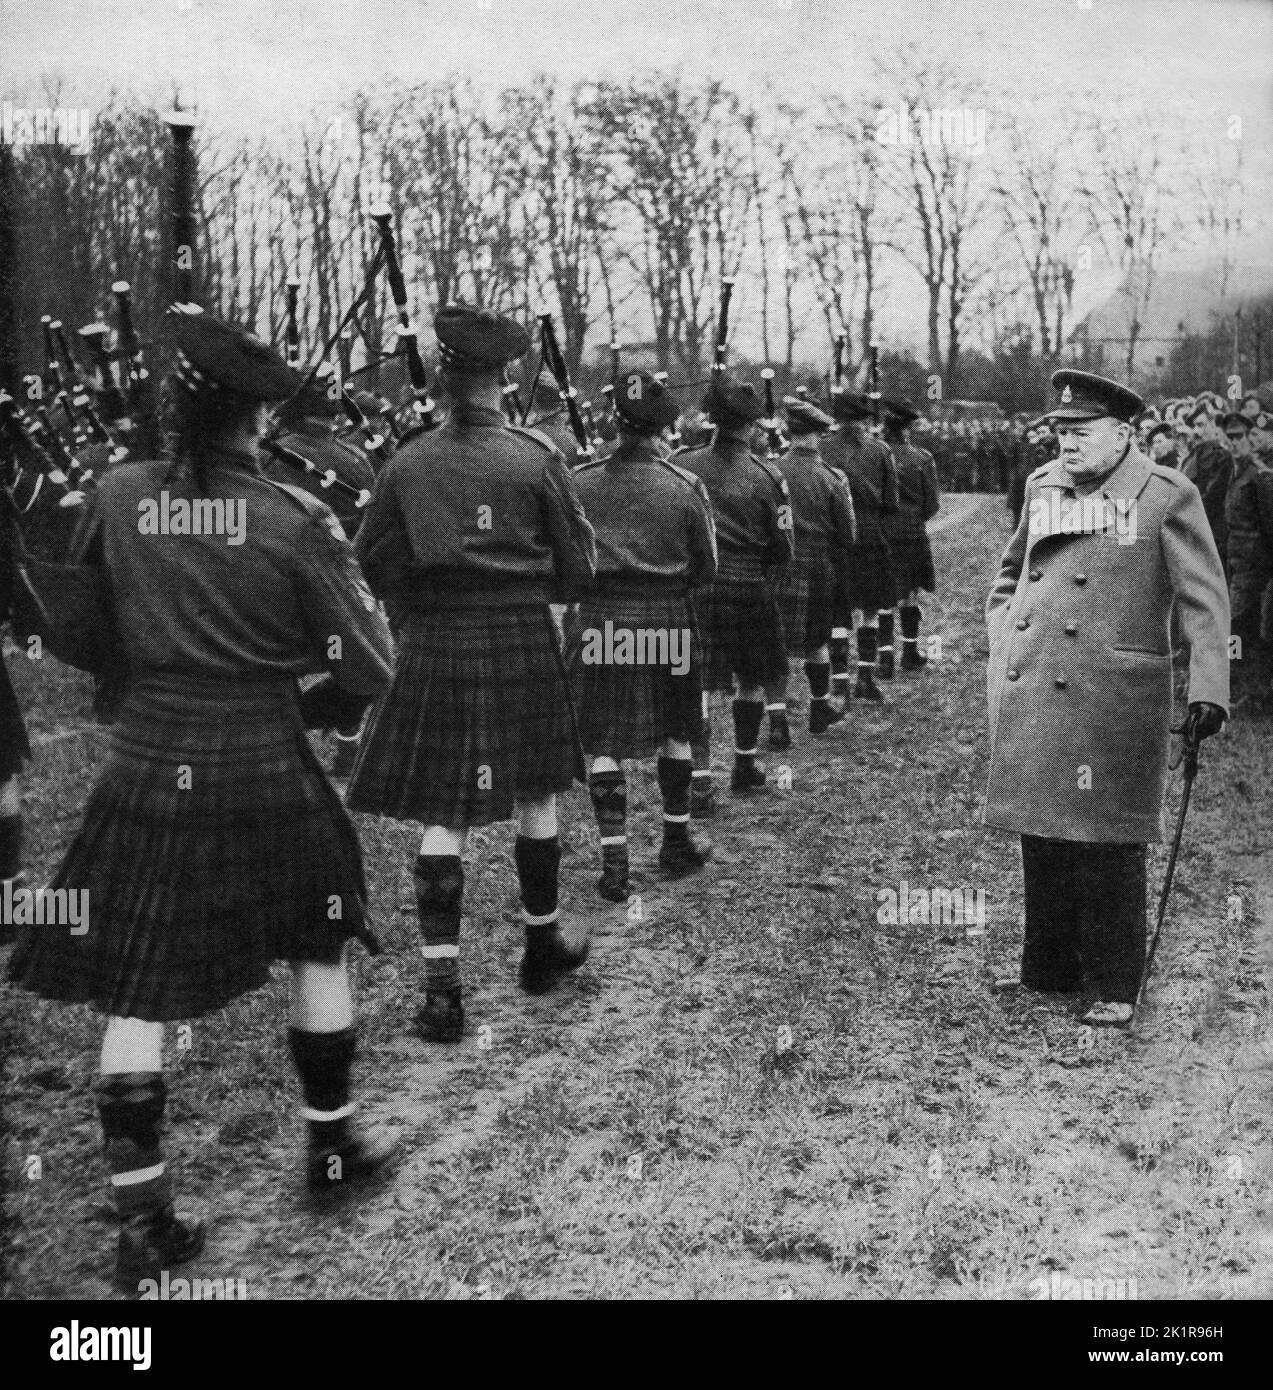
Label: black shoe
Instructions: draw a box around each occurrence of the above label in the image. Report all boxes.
[900,643,928,671]
[597,862,630,903]
[658,833,712,877]
[853,672,885,703]
[767,716,791,751]
[519,931,589,995]
[878,650,895,680]
[414,989,464,1043]
[730,762,767,793]
[306,1124,400,1195]
[809,699,845,735]
[690,784,716,819]
[115,1205,206,1292]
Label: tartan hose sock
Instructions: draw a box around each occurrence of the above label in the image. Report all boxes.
[804,662,832,702]
[731,699,764,770]
[95,1072,168,1201]
[830,629,851,694]
[877,611,895,678]
[900,604,928,667]
[588,770,629,872]
[856,626,878,671]
[288,1026,357,1146]
[414,854,464,992]
[515,834,562,930]
[657,757,693,843]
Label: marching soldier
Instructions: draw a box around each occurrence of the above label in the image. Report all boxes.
[1222,411,1273,712]
[569,371,717,900]
[985,370,1229,1027]
[676,374,793,810]
[822,391,900,700]
[879,398,940,675]
[769,396,855,737]
[7,308,398,1287]
[348,303,597,1043]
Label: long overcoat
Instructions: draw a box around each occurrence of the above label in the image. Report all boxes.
[984,446,1229,843]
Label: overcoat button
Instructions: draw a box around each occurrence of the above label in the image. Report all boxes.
[1029,569,1042,582]
[1055,676,1067,689]
[1007,669,1020,681]
[1065,623,1077,635]
[1016,619,1029,630]
[1074,573,1087,585]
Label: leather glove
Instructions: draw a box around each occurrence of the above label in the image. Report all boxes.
[1184,701,1226,743]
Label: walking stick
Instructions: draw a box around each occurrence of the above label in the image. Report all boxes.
[1135,723,1201,1012]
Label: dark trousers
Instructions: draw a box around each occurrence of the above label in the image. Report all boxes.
[1020,836,1146,1003]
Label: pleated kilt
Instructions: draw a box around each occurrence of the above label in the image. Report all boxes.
[775,549,837,656]
[1,655,31,781]
[846,530,898,613]
[696,558,789,692]
[6,672,377,1022]
[887,532,937,594]
[346,601,584,827]
[565,586,704,759]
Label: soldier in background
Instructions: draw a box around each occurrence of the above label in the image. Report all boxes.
[879,399,940,675]
[822,391,899,701]
[1145,420,1180,470]
[676,375,793,808]
[1180,400,1234,565]
[1222,411,1273,713]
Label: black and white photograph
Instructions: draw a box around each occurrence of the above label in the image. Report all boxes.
[1,0,1271,1334]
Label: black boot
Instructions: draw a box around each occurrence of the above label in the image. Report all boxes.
[877,611,896,680]
[414,989,465,1043]
[516,836,588,994]
[804,662,844,734]
[95,1073,205,1292]
[853,628,884,703]
[900,604,928,670]
[519,928,590,994]
[730,699,767,792]
[588,770,630,903]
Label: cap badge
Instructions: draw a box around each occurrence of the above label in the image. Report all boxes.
[1061,385,1073,403]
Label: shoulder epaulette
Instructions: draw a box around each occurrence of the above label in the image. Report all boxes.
[572,456,605,475]
[505,422,562,457]
[751,453,786,488]
[1149,463,1187,487]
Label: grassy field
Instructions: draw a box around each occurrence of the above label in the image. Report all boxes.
[3,493,1272,1300]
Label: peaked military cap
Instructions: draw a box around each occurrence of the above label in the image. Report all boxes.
[1145,420,1173,443]
[1220,411,1253,434]
[783,396,835,434]
[435,302,530,369]
[830,390,875,423]
[614,370,680,430]
[1047,370,1144,424]
[1184,400,1212,426]
[702,373,763,426]
[166,304,299,401]
[881,396,921,428]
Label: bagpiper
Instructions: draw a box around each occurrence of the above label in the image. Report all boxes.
[7,308,399,1288]
[879,398,941,674]
[674,374,794,810]
[769,396,855,737]
[569,370,718,900]
[348,303,597,1043]
[821,391,900,701]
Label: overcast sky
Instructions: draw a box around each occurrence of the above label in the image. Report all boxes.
[3,0,1271,355]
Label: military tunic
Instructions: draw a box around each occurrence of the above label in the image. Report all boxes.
[821,424,899,612]
[881,438,940,595]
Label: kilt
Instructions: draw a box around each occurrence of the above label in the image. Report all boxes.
[775,551,836,656]
[846,539,898,613]
[6,672,377,1022]
[565,588,704,759]
[1,655,31,781]
[887,532,936,595]
[346,602,584,827]
[696,565,789,692]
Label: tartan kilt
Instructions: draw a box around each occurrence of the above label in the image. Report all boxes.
[346,603,584,827]
[5,673,377,1022]
[565,590,704,759]
[887,532,937,595]
[775,552,836,656]
[1,654,31,781]
[696,569,789,692]
[846,539,898,613]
